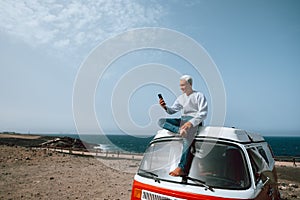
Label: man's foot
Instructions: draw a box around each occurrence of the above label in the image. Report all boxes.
[169,167,186,176]
[179,128,187,137]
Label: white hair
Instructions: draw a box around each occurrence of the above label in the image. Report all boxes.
[180,75,193,85]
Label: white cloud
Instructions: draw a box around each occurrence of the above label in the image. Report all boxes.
[0,0,165,57]
[54,38,70,48]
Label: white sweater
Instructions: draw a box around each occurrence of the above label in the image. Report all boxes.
[166,91,208,127]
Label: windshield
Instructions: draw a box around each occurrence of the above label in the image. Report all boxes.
[138,139,250,190]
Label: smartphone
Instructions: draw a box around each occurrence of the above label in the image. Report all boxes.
[158,94,166,106]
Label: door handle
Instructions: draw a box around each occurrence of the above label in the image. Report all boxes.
[262,177,270,187]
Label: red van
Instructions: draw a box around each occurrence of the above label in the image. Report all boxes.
[131,126,280,200]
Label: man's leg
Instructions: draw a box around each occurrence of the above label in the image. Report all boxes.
[170,122,202,176]
[178,138,192,172]
[178,125,196,170]
[158,118,181,133]
[169,133,195,176]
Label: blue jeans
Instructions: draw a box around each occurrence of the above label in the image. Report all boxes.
[158,116,200,174]
[158,116,193,133]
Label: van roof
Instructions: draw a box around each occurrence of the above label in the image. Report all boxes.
[155,126,265,143]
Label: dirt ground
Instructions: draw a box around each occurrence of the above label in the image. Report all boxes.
[0,146,299,200]
[0,146,139,200]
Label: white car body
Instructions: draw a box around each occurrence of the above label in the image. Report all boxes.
[131,126,280,200]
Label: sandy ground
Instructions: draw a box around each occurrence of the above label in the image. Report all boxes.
[0,146,139,200]
[0,130,300,200]
[0,134,41,139]
[0,146,299,200]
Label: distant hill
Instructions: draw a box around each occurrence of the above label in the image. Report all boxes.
[0,132,97,150]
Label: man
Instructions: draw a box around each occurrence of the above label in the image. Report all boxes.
[158,75,208,176]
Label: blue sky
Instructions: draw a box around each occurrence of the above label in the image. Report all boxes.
[0,0,299,136]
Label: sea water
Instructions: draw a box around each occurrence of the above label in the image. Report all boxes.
[45,133,300,156]
[48,133,154,153]
[264,136,300,157]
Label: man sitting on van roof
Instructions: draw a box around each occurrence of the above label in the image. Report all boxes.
[158,75,208,176]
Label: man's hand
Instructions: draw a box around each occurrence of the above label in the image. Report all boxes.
[181,122,193,130]
[179,122,193,137]
[159,99,167,110]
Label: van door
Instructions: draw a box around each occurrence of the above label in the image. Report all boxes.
[257,145,280,199]
[247,148,274,200]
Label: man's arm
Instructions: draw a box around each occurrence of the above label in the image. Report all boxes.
[181,94,208,132]
[166,97,182,115]
[159,97,182,115]
[189,94,208,127]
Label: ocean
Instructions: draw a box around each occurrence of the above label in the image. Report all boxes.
[45,133,300,157]
[264,136,300,157]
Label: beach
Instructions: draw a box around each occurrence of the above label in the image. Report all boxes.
[0,134,300,199]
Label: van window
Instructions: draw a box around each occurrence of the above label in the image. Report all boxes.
[247,148,260,183]
[257,146,269,165]
[247,148,270,184]
[190,141,250,189]
[265,145,275,168]
[138,140,250,190]
[139,140,183,177]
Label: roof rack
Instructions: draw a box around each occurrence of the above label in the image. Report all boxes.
[155,126,265,143]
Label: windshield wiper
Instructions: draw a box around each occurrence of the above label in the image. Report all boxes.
[184,176,214,192]
[138,169,161,183]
